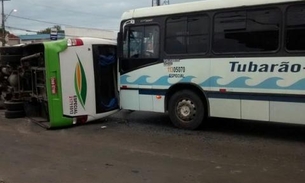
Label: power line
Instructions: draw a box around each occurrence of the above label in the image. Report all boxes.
[6,25,38,33]
[8,14,75,27]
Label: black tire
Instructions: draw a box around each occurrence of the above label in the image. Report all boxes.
[5,110,26,119]
[0,100,4,109]
[4,101,24,111]
[168,90,205,130]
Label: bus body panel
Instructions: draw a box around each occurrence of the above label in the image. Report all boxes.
[44,40,74,128]
[59,38,119,123]
[120,57,305,125]
[121,0,301,21]
[59,44,96,117]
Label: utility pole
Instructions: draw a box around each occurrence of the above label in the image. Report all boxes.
[152,0,160,6]
[152,0,169,6]
[1,0,10,46]
[163,0,170,5]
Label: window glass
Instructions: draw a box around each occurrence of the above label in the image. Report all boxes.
[121,25,160,72]
[128,26,143,58]
[188,16,209,35]
[92,45,117,113]
[143,26,160,58]
[166,36,187,54]
[286,5,305,51]
[188,35,208,54]
[213,8,280,53]
[165,15,209,54]
[123,26,159,58]
[166,17,187,36]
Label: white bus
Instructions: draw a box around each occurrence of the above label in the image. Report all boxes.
[117,0,305,129]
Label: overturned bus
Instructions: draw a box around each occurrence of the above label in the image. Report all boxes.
[0,38,119,128]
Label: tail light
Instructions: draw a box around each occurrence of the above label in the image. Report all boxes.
[67,39,84,46]
[50,77,57,94]
[76,115,88,124]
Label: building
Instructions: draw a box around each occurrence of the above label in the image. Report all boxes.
[0,33,21,47]
[65,27,117,41]
[7,34,21,46]
[19,33,65,44]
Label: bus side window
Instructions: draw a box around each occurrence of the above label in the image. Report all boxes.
[286,5,305,51]
[129,27,143,58]
[124,25,160,59]
[143,26,159,58]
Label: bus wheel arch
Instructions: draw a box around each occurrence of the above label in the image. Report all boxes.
[165,83,209,129]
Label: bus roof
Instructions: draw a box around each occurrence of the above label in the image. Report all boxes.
[121,0,302,20]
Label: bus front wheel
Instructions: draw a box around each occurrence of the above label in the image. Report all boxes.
[168,90,205,130]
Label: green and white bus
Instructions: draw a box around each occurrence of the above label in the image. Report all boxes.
[117,0,305,129]
[0,38,119,128]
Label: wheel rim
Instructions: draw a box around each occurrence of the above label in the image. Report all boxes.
[176,98,196,122]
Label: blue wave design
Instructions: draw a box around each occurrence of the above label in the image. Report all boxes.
[133,75,150,85]
[121,75,151,85]
[120,75,131,85]
[121,75,305,90]
[121,75,196,85]
[151,76,171,85]
[283,78,305,90]
[179,76,196,83]
[220,76,252,88]
[200,76,222,87]
[254,77,283,89]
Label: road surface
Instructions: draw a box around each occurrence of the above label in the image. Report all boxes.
[0,110,304,183]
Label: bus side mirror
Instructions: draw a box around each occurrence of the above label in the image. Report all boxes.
[117,32,123,59]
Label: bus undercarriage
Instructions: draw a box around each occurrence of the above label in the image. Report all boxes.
[0,44,49,120]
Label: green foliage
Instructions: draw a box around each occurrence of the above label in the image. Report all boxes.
[0,28,10,34]
[38,25,63,34]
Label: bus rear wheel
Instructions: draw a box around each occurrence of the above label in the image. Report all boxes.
[168,90,205,130]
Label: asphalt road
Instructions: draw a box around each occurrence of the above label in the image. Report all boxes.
[0,110,305,183]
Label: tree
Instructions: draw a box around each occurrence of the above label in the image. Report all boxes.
[0,28,10,36]
[0,28,10,46]
[38,25,64,34]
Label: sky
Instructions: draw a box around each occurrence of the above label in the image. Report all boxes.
[3,0,202,35]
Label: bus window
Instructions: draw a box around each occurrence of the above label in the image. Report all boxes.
[92,45,118,113]
[143,26,160,58]
[121,25,160,72]
[213,8,281,54]
[124,26,159,59]
[165,15,209,54]
[286,5,305,51]
[166,17,187,54]
[128,26,144,58]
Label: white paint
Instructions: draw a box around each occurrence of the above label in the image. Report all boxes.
[139,94,153,111]
[241,100,269,121]
[59,37,117,119]
[270,102,305,124]
[120,90,139,110]
[209,98,241,119]
[122,0,300,20]
[153,96,165,113]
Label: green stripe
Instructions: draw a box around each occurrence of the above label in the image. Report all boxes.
[44,39,73,128]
